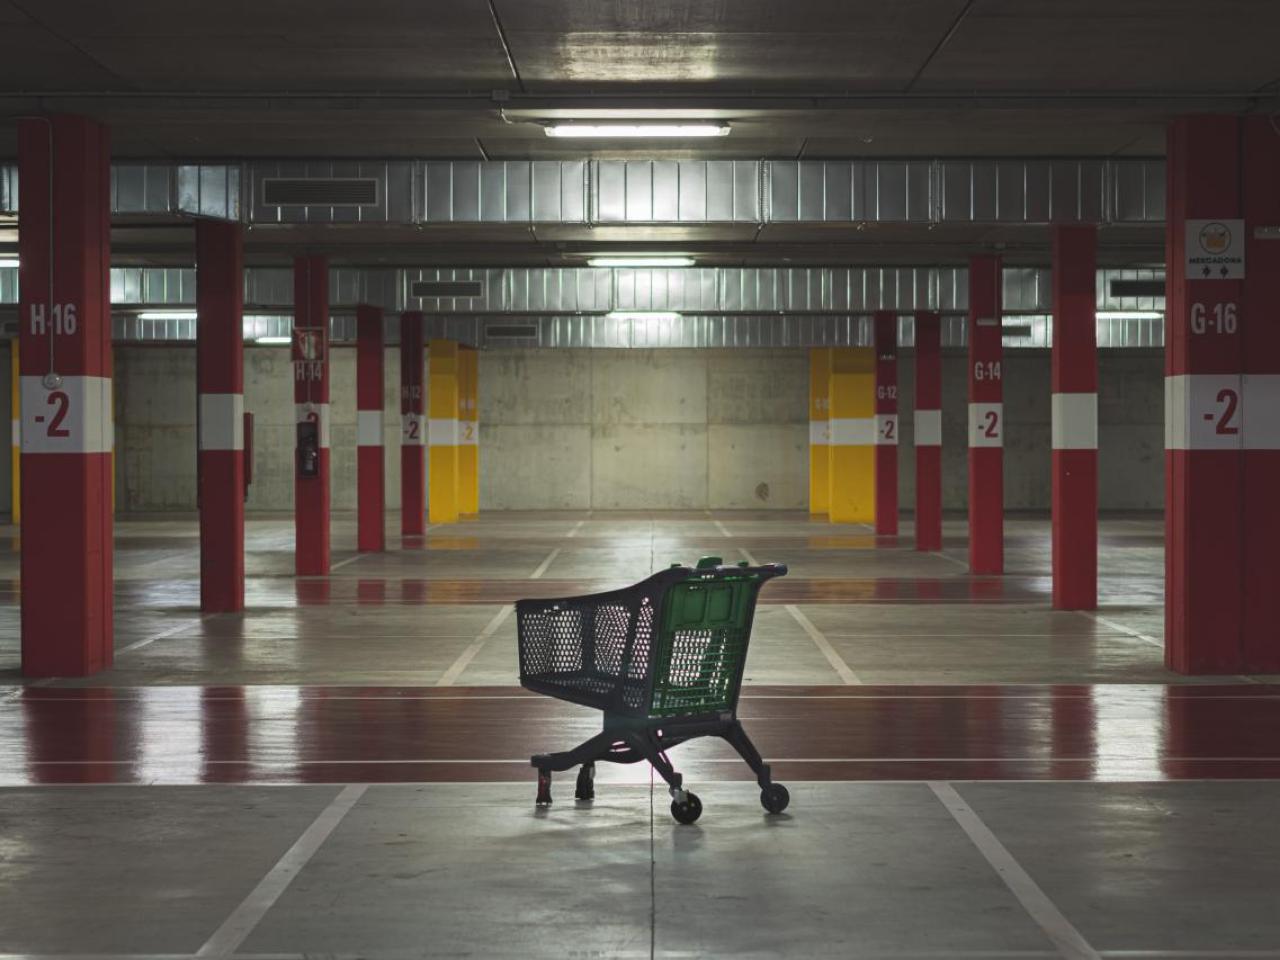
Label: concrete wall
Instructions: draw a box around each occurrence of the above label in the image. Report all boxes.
[478,349,809,510]
[96,344,1163,514]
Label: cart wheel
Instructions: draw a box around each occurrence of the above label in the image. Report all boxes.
[574,762,595,802]
[536,770,553,806]
[670,791,703,825]
[760,782,790,815]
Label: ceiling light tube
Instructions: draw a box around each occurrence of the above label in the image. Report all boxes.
[253,336,292,345]
[545,123,730,139]
[0,258,18,269]
[1096,311,1163,320]
[138,310,197,321]
[607,311,681,322]
[588,257,695,268]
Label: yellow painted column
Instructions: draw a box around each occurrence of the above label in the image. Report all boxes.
[427,339,460,523]
[9,343,18,524]
[828,347,876,524]
[809,348,831,515]
[458,346,479,515]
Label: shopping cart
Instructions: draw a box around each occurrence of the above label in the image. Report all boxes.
[517,556,789,824]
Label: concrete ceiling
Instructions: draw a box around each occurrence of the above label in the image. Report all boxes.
[1,0,1277,159]
[0,0,1275,267]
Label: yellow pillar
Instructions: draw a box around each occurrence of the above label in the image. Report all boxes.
[828,347,876,524]
[428,339,460,523]
[809,348,831,515]
[9,343,18,525]
[458,346,479,515]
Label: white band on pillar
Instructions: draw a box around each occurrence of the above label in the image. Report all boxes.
[1051,393,1097,450]
[968,402,1003,448]
[199,393,245,451]
[1165,374,1241,451]
[1244,374,1280,450]
[294,402,331,448]
[809,420,829,445]
[401,413,425,446]
[874,414,898,446]
[429,418,458,446]
[829,418,874,445]
[356,410,383,447]
[914,409,941,447]
[21,376,113,455]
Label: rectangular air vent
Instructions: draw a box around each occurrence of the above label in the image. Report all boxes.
[485,323,539,339]
[412,280,483,299]
[262,178,378,207]
[1109,279,1165,298]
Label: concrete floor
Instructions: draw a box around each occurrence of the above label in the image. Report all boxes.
[2,511,1279,958]
[0,511,1192,687]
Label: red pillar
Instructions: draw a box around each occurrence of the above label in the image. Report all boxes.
[293,255,330,576]
[1051,225,1098,610]
[196,221,245,612]
[914,311,942,552]
[967,255,1004,574]
[1242,116,1280,672]
[356,305,385,553]
[873,311,899,535]
[17,115,113,677]
[1164,116,1244,674]
[400,311,425,536]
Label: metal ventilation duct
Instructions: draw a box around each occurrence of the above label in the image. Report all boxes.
[262,177,379,207]
[411,280,484,299]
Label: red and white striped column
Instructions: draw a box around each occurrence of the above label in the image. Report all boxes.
[17,115,113,676]
[873,311,899,535]
[1164,116,1244,673]
[356,305,385,553]
[967,255,1004,573]
[1051,225,1098,610]
[196,220,245,612]
[400,311,426,536]
[1242,115,1280,672]
[293,255,330,576]
[913,311,942,552]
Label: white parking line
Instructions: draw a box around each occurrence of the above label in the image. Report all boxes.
[436,605,515,687]
[529,547,561,579]
[195,784,367,958]
[713,520,733,538]
[117,618,207,656]
[785,604,861,685]
[739,546,759,566]
[328,553,369,572]
[1076,611,1163,649]
[930,782,1101,960]
[566,520,586,538]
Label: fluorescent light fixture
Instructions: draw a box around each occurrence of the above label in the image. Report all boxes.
[138,310,197,321]
[1097,310,1163,321]
[545,123,729,139]
[607,311,681,322]
[0,258,18,269]
[253,336,292,345]
[588,257,695,268]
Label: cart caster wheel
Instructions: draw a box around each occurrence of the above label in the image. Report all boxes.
[670,791,703,825]
[575,763,595,802]
[536,770,553,806]
[760,783,790,815]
